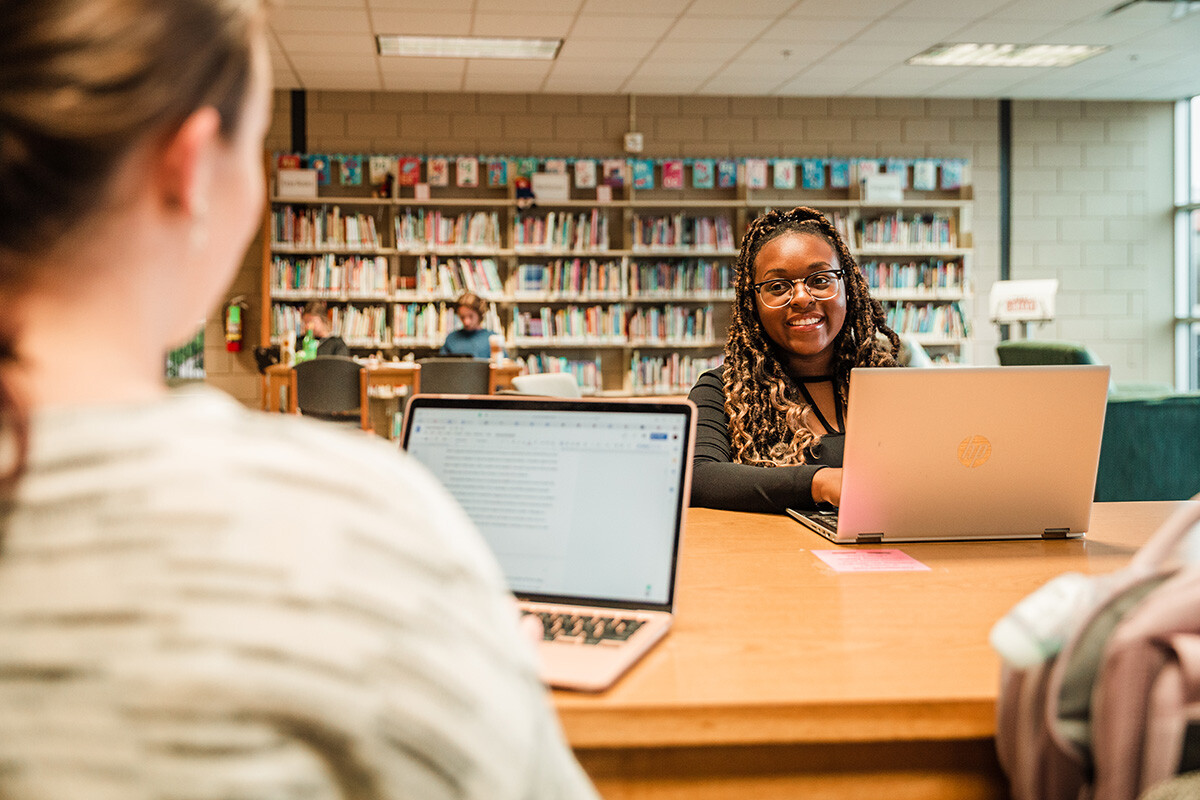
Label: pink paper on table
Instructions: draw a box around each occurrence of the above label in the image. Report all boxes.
[810,549,930,573]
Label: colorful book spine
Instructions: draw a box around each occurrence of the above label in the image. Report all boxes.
[630,351,724,395]
[516,354,603,394]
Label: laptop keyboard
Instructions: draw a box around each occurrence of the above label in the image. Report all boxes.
[524,611,645,645]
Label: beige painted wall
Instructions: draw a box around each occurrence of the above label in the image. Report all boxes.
[205,90,1174,405]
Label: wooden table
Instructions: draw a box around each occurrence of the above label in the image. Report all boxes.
[554,501,1192,800]
[262,361,522,415]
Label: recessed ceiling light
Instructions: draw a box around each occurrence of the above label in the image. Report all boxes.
[906,43,1109,68]
[376,34,562,60]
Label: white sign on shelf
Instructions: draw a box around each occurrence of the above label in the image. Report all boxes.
[277,168,318,199]
[989,279,1059,323]
[531,171,570,202]
[862,172,904,203]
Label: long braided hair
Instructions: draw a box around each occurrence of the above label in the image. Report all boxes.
[724,206,900,466]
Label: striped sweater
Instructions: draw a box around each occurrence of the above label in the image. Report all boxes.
[0,388,597,800]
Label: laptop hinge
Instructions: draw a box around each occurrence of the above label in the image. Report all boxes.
[1042,528,1071,539]
[855,532,884,544]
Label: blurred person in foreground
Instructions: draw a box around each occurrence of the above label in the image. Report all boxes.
[0,1,597,797]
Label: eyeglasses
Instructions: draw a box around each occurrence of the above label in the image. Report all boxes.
[752,270,844,308]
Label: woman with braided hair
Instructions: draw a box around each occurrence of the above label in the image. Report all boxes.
[687,206,901,513]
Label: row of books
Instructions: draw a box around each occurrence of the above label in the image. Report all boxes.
[392,302,503,341]
[394,209,502,250]
[515,354,603,393]
[273,206,382,249]
[270,302,389,344]
[632,214,735,251]
[629,259,734,296]
[860,258,963,292]
[511,259,623,296]
[882,301,970,339]
[271,255,390,296]
[858,212,958,249]
[415,256,504,295]
[629,352,724,395]
[626,305,716,343]
[511,305,627,342]
[329,304,390,343]
[512,210,610,252]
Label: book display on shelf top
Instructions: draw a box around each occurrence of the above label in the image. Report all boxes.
[262,155,974,395]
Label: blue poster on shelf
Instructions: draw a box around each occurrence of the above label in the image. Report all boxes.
[632,159,655,190]
[800,158,825,190]
[717,159,738,188]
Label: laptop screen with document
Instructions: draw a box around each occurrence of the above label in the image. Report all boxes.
[402,396,692,610]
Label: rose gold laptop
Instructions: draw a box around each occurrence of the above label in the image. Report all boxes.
[788,365,1110,544]
[402,394,695,692]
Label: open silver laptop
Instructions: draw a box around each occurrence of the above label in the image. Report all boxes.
[402,394,695,692]
[788,365,1110,544]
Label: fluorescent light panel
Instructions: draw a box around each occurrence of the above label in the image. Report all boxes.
[906,43,1109,68]
[377,34,562,60]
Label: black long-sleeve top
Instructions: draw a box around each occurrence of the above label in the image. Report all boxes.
[687,368,843,514]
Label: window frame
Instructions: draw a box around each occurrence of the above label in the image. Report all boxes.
[1174,98,1200,390]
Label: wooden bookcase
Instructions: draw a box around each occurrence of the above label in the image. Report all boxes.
[262,158,973,395]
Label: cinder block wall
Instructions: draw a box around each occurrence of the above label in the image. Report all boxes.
[205,90,1173,406]
[1010,101,1174,381]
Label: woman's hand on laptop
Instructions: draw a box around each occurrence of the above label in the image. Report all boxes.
[811,467,843,507]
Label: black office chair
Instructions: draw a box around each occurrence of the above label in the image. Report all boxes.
[290,356,370,430]
[416,357,492,394]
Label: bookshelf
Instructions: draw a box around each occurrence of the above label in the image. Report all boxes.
[262,159,973,394]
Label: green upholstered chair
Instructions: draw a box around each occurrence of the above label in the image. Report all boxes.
[1094,391,1200,502]
[996,339,1102,366]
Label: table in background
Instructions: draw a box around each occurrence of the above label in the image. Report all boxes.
[261,361,522,421]
[554,501,1190,800]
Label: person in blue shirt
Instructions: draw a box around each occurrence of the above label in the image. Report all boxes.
[440,292,501,359]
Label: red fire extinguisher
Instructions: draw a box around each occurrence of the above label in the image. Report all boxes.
[224,297,248,352]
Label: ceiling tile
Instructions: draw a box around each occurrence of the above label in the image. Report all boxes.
[542,73,630,93]
[687,0,797,16]
[571,14,680,39]
[270,7,372,34]
[756,17,877,42]
[634,61,724,80]
[367,0,474,8]
[463,61,555,83]
[649,40,748,61]
[549,60,644,78]
[382,73,466,91]
[557,39,656,60]
[889,0,1008,21]
[297,70,383,90]
[470,13,576,37]
[667,16,774,40]
[621,76,708,94]
[737,40,841,63]
[581,0,689,14]
[378,58,469,77]
[474,0,583,11]
[789,0,909,19]
[289,53,379,72]
[369,11,472,35]
[850,17,976,43]
[274,32,374,54]
[950,19,1076,42]
[283,0,366,7]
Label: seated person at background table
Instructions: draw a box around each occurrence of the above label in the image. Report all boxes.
[0,1,597,797]
[301,300,350,356]
[687,206,900,514]
[440,291,502,358]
